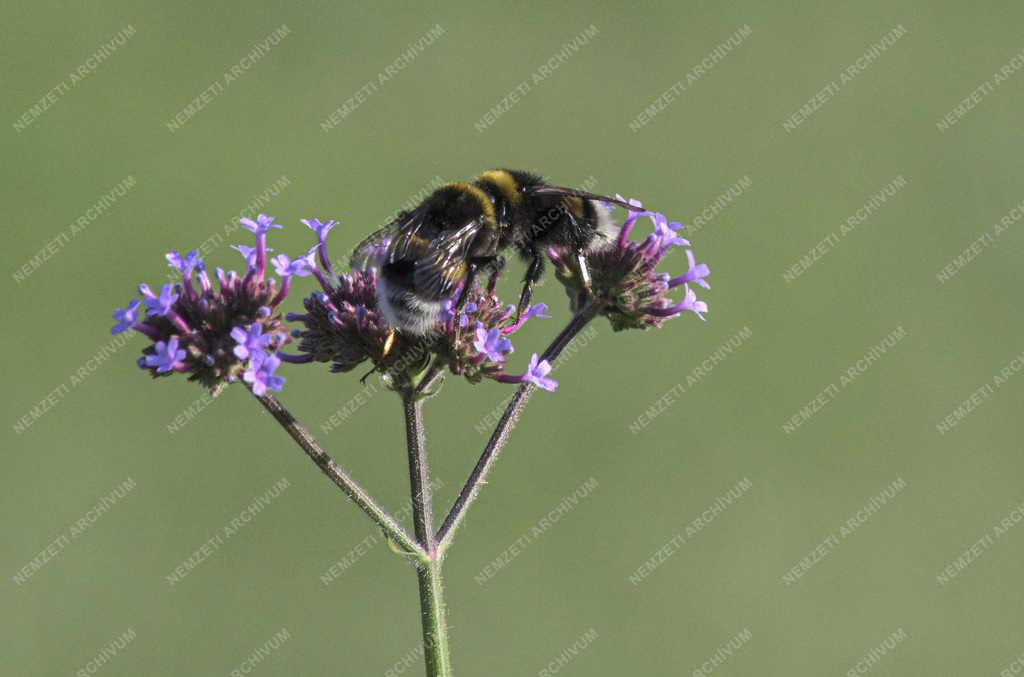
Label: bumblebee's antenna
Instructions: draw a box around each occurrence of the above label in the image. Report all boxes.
[527,186,648,212]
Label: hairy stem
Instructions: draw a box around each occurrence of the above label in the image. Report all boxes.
[403,396,436,553]
[402,395,453,676]
[435,303,599,551]
[254,391,425,559]
[416,558,452,677]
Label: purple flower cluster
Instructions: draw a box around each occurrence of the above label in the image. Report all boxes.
[436,290,557,391]
[113,195,708,397]
[437,291,557,390]
[287,267,393,373]
[550,197,710,331]
[284,224,558,392]
[110,214,309,393]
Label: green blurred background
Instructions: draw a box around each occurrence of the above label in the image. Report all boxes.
[3,1,1023,675]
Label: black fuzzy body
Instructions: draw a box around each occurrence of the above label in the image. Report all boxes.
[376,169,615,334]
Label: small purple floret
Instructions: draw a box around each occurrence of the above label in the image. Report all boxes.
[145,337,186,373]
[240,214,283,236]
[231,323,272,360]
[142,283,180,318]
[523,354,558,392]
[441,300,478,327]
[522,303,551,320]
[669,250,710,289]
[272,252,315,278]
[678,285,708,320]
[301,218,337,242]
[111,299,141,334]
[243,351,286,396]
[231,244,272,269]
[652,213,690,248]
[473,325,513,363]
[166,250,203,277]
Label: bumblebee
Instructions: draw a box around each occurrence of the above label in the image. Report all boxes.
[351,169,643,335]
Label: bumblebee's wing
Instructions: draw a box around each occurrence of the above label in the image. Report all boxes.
[413,218,485,299]
[348,209,425,271]
[527,186,648,212]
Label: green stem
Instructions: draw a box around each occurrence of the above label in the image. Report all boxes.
[254,391,425,559]
[402,395,453,676]
[416,558,452,677]
[403,397,436,552]
[435,303,599,553]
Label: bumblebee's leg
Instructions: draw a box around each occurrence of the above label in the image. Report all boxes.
[575,249,593,292]
[382,328,397,357]
[452,256,503,339]
[453,262,480,316]
[516,255,545,319]
[456,255,503,307]
[560,207,594,294]
[485,255,505,293]
[451,262,483,342]
[360,329,397,383]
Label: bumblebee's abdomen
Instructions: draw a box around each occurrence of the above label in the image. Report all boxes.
[377,261,445,336]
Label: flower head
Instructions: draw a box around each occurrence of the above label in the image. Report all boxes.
[433,287,553,386]
[550,198,711,331]
[119,221,296,391]
[287,270,389,375]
